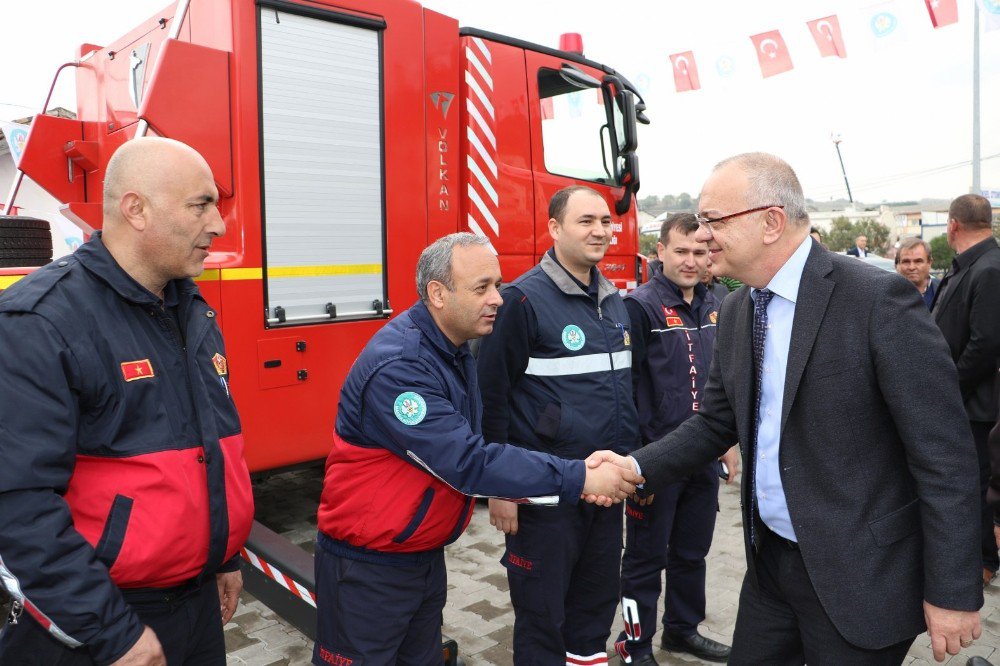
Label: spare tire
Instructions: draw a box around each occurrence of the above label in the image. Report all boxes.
[0,216,53,268]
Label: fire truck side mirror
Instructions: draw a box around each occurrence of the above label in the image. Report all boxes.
[615,152,640,216]
[614,91,638,155]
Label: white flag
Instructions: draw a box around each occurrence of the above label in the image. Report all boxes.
[0,121,30,167]
[864,0,908,51]
[978,0,1000,32]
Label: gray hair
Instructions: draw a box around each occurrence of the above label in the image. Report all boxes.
[896,236,931,263]
[714,152,810,227]
[416,233,492,301]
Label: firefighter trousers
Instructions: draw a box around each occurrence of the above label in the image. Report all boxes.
[615,462,719,660]
[501,502,622,665]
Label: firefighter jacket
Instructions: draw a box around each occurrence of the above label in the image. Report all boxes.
[317,300,585,560]
[0,234,254,664]
[625,272,719,445]
[477,250,640,460]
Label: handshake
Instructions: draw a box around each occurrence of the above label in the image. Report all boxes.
[581,451,644,507]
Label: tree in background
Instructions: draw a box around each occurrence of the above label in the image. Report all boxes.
[826,217,856,252]
[824,216,890,254]
[639,233,658,258]
[855,218,891,254]
[929,235,954,271]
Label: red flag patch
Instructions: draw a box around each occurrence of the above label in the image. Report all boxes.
[121,359,154,382]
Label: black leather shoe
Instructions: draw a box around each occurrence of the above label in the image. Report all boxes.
[661,630,731,663]
[967,657,993,666]
[622,654,658,666]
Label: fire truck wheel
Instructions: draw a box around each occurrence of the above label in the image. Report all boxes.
[0,216,53,267]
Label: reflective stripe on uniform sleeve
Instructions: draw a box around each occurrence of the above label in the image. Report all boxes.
[524,351,632,377]
[0,554,83,648]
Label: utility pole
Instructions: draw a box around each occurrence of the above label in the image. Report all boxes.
[973,1,981,194]
[831,133,854,204]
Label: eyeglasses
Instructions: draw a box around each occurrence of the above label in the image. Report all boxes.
[695,205,784,229]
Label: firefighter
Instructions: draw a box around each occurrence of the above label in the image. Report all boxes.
[0,137,254,664]
[313,232,641,665]
[614,213,737,665]
[478,185,641,664]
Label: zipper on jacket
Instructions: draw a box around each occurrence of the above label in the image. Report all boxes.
[596,295,622,450]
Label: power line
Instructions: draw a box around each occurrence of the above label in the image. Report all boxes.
[808,152,1000,199]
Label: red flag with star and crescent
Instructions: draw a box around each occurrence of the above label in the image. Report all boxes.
[925,0,959,28]
[806,15,847,58]
[669,51,701,92]
[750,30,794,78]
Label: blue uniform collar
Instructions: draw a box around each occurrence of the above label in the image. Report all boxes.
[408,299,469,362]
[75,231,197,307]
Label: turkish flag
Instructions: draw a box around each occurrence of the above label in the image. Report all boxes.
[750,30,794,78]
[669,51,701,92]
[925,0,959,28]
[807,15,847,58]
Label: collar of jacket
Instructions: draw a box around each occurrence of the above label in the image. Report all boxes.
[648,271,709,310]
[953,236,1000,272]
[75,231,199,307]
[539,250,618,302]
[408,299,469,364]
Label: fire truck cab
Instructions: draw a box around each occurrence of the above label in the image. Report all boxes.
[4,0,644,472]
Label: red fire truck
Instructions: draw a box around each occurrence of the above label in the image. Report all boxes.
[1,0,645,653]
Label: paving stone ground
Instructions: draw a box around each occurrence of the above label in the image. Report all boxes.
[227,465,1000,665]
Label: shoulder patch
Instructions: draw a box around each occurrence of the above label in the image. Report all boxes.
[394,391,427,426]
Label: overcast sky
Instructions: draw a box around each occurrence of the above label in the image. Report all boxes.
[3,0,998,204]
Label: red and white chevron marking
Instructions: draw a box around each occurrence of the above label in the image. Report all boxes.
[241,547,317,608]
[464,36,499,255]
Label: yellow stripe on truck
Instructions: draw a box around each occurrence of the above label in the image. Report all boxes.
[196,264,381,282]
[0,275,24,289]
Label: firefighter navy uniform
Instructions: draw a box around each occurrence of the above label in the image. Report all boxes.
[614,272,720,663]
[0,233,254,664]
[315,299,587,665]
[477,249,640,665]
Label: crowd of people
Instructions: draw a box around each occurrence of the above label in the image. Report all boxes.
[0,138,998,666]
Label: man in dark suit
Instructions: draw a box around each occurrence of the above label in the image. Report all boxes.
[594,153,983,664]
[931,193,1000,587]
[846,234,868,257]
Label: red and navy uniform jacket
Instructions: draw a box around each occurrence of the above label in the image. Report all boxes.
[0,234,254,664]
[625,272,718,445]
[477,250,641,459]
[318,300,585,560]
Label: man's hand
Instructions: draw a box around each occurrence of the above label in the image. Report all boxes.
[994,523,1000,551]
[216,570,243,625]
[923,601,981,662]
[721,445,740,485]
[581,451,643,506]
[111,626,166,666]
[489,498,519,535]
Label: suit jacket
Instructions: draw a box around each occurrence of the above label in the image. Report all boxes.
[847,246,867,257]
[931,237,1000,422]
[633,240,982,649]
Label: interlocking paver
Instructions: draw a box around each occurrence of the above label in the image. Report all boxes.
[236,466,1000,665]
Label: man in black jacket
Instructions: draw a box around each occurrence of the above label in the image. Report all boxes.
[932,193,1000,586]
